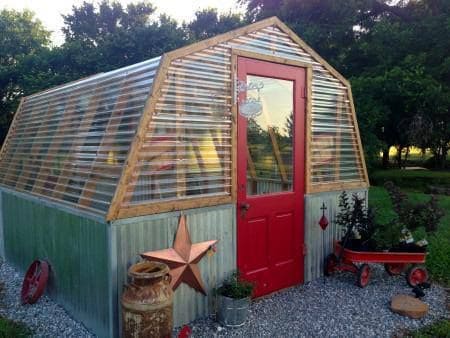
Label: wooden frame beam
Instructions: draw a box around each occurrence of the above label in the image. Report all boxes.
[107,56,171,220]
[347,87,370,185]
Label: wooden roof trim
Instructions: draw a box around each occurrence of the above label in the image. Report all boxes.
[347,87,370,185]
[273,18,351,88]
[106,55,170,221]
[165,17,279,60]
[165,16,350,88]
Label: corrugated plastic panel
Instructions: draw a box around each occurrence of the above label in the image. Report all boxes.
[124,49,232,205]
[222,26,365,187]
[111,204,236,327]
[1,190,111,337]
[304,189,367,282]
[126,25,365,207]
[0,57,161,216]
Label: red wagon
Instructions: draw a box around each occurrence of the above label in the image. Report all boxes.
[324,241,428,288]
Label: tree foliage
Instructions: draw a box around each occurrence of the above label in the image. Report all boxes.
[0,9,50,143]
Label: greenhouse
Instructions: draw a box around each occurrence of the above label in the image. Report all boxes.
[0,17,368,337]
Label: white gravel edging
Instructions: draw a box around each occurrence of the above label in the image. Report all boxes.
[178,265,448,337]
[0,260,94,337]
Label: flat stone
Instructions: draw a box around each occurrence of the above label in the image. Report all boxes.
[391,294,429,319]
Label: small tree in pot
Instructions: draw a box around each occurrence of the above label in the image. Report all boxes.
[216,271,254,327]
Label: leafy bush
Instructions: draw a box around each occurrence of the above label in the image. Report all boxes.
[369,186,450,286]
[217,271,254,299]
[384,181,444,233]
[335,191,376,247]
[0,317,31,337]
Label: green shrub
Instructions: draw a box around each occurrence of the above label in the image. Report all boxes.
[217,271,254,299]
[384,181,444,233]
[369,186,450,286]
[335,191,376,247]
[0,317,31,337]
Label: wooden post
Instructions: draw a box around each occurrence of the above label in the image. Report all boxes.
[246,147,257,194]
[175,70,186,198]
[32,90,95,195]
[52,90,104,200]
[334,93,344,182]
[268,126,288,189]
[78,78,132,207]
[106,56,171,221]
[14,100,54,191]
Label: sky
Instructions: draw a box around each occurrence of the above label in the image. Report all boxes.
[0,0,244,45]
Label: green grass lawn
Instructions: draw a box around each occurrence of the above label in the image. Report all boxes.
[0,316,30,337]
[409,319,450,338]
[370,169,450,192]
[369,186,450,286]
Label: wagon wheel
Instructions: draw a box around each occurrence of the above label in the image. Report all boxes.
[324,254,338,277]
[21,260,49,304]
[384,263,407,276]
[356,264,371,288]
[406,265,429,287]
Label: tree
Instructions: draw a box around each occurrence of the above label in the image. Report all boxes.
[240,0,450,169]
[60,1,187,75]
[185,8,246,42]
[0,9,50,144]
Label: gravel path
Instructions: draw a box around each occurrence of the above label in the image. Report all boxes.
[0,260,94,337]
[180,265,448,337]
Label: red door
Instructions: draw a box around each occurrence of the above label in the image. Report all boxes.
[237,57,306,297]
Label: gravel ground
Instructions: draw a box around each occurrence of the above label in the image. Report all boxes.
[0,260,94,337]
[178,265,448,338]
[0,259,447,337]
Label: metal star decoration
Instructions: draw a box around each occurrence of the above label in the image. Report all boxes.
[141,215,218,295]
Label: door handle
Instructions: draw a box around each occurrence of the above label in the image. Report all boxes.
[240,203,250,210]
[240,203,250,217]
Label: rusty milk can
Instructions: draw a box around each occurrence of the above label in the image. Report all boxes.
[121,261,174,338]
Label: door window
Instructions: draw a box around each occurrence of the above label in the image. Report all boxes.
[246,75,294,195]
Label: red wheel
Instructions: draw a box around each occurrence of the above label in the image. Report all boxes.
[384,263,407,276]
[406,265,428,287]
[21,260,49,304]
[324,254,338,276]
[356,264,371,288]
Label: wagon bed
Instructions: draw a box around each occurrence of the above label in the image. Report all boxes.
[325,241,428,288]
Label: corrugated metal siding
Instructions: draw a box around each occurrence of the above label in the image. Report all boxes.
[111,204,236,328]
[1,190,111,337]
[304,189,368,282]
[0,57,160,217]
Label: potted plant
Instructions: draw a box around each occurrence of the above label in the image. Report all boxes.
[216,271,254,328]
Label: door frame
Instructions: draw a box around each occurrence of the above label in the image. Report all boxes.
[231,50,312,291]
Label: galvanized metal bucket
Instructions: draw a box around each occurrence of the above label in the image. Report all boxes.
[217,295,250,327]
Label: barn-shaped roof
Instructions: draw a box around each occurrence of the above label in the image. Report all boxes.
[0,17,368,220]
